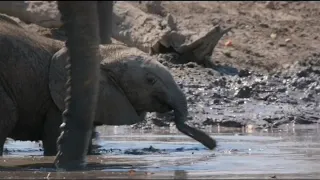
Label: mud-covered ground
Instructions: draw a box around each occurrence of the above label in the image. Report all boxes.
[18,1,320,130]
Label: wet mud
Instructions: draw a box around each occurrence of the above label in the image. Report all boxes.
[2,125,320,179]
[138,54,320,130]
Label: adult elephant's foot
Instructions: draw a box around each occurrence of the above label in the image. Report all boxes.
[54,123,93,171]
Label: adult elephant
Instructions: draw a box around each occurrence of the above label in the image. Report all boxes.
[54,1,113,170]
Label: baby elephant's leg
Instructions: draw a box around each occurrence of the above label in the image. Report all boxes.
[87,126,100,155]
[0,86,18,155]
[43,106,98,156]
[42,105,63,156]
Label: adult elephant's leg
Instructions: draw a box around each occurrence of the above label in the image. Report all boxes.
[54,1,101,170]
[97,1,113,44]
[87,1,114,155]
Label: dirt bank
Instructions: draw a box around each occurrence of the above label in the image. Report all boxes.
[11,1,320,130]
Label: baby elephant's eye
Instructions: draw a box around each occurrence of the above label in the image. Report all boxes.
[146,74,157,85]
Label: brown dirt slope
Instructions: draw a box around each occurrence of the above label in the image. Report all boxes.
[144,1,320,72]
[22,2,320,73]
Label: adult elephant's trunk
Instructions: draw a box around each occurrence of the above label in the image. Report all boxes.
[168,84,217,150]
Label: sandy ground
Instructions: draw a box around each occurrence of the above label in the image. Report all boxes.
[10,1,320,130]
[160,1,320,72]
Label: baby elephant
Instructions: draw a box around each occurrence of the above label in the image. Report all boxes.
[0,14,187,155]
[51,44,181,126]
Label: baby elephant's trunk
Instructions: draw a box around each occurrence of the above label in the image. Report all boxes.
[171,88,188,124]
[171,88,217,150]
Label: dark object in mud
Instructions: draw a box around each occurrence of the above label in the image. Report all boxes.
[238,69,251,77]
[175,123,216,150]
[235,86,253,98]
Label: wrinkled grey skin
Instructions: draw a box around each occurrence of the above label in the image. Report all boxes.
[0,14,63,156]
[50,44,186,126]
[54,1,103,169]
[0,14,187,158]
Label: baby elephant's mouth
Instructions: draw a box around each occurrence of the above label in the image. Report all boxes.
[154,96,173,113]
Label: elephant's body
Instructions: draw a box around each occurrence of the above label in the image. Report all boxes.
[0,15,63,154]
[0,14,185,156]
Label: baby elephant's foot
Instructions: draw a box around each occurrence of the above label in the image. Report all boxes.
[92,130,100,140]
[87,128,102,155]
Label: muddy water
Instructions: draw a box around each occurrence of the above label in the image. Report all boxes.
[1,124,320,179]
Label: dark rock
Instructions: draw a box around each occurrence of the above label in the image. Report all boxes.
[291,77,315,90]
[301,92,314,102]
[272,119,291,128]
[238,69,251,77]
[213,99,220,105]
[294,115,318,124]
[263,116,281,123]
[237,100,245,104]
[259,23,269,28]
[203,117,214,126]
[296,69,310,77]
[211,92,222,98]
[235,86,253,98]
[207,69,218,76]
[277,87,287,93]
[220,120,243,128]
[202,118,243,128]
[213,78,227,87]
[186,62,197,68]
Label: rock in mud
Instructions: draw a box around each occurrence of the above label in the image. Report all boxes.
[202,118,244,128]
[238,69,251,78]
[235,86,253,98]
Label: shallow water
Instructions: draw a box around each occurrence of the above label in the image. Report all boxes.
[1,124,320,179]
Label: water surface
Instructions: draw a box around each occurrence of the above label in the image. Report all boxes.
[1,124,320,179]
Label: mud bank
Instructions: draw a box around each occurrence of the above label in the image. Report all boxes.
[31,23,320,131]
[23,27,320,131]
[135,53,320,130]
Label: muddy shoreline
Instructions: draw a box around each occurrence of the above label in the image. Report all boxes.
[136,54,320,130]
[34,20,320,131]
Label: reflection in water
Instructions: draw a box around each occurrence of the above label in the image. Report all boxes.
[1,124,320,179]
[174,170,187,179]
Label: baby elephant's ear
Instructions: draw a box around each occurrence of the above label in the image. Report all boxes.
[48,47,69,111]
[97,70,143,125]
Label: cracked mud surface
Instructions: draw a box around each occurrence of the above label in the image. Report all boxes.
[17,1,320,130]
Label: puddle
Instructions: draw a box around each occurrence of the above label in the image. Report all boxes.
[1,124,320,179]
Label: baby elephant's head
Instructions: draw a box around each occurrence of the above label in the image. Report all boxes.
[49,46,188,127]
[100,54,188,124]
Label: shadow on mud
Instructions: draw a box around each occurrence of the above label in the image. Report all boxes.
[0,155,151,173]
[0,162,140,172]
